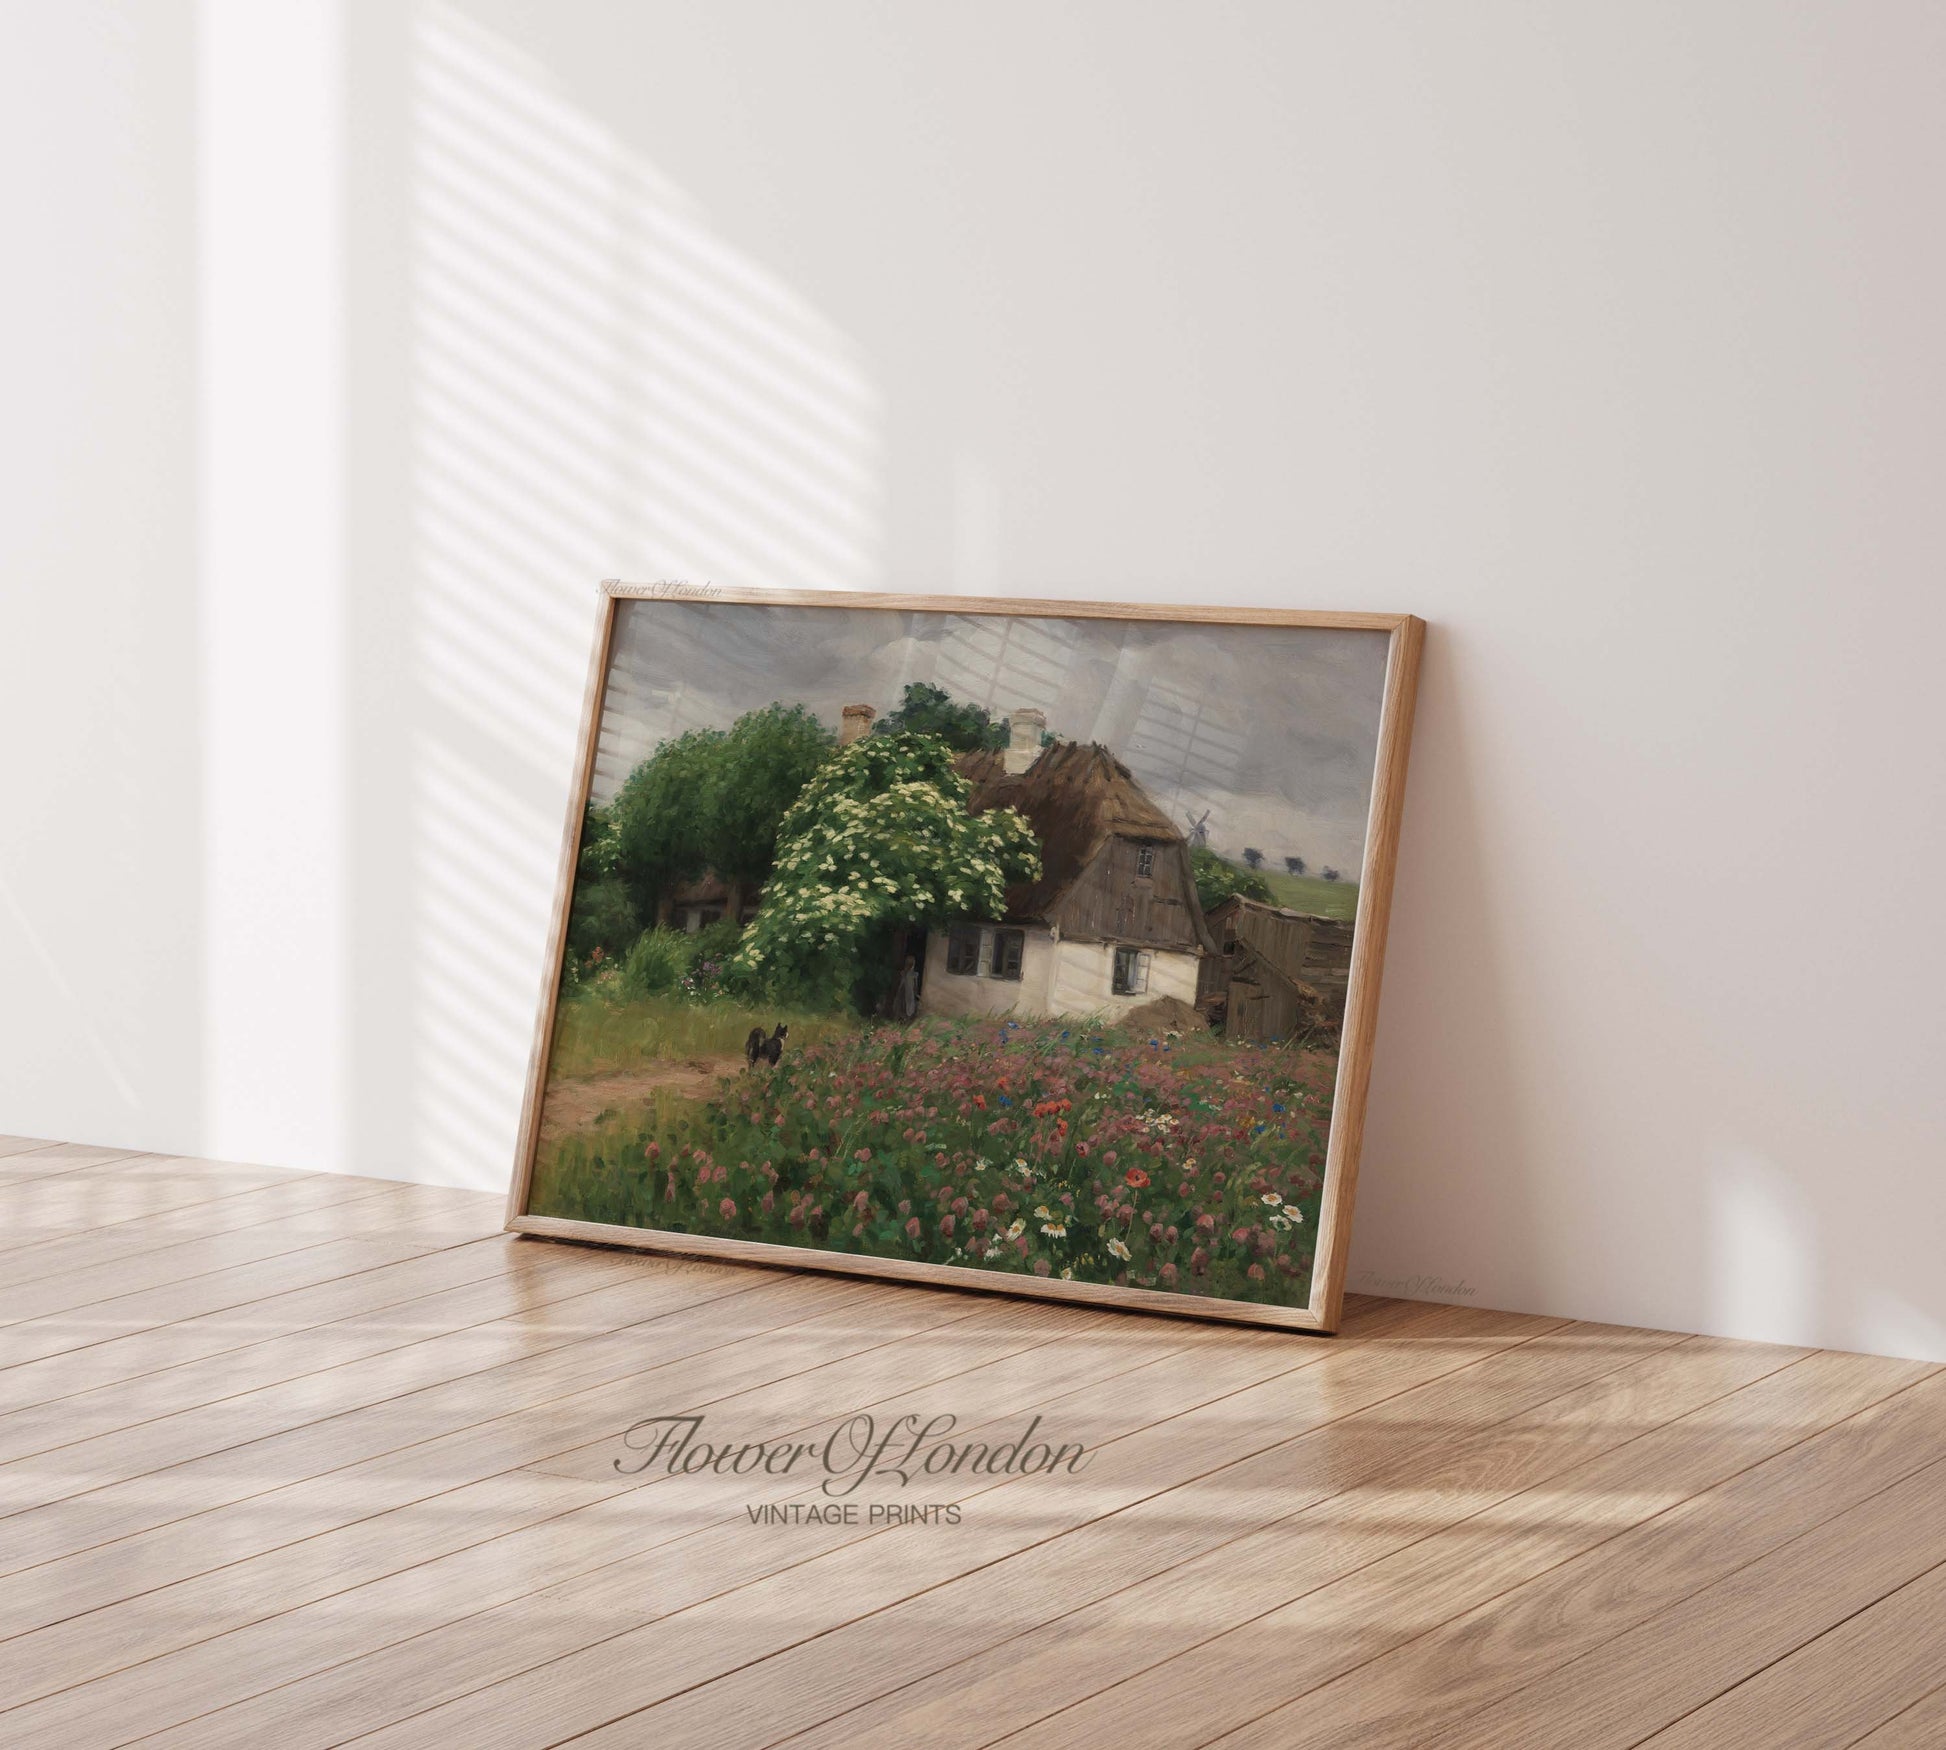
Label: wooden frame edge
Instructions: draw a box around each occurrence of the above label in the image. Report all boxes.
[1308,613,1425,1329]
[510,1212,1331,1332]
[505,585,1425,1337]
[503,583,620,1228]
[602,581,1414,634]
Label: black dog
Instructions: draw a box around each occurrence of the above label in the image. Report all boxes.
[744,1023,788,1068]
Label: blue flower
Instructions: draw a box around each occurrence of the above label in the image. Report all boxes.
[1272,1103,1285,1113]
[998,1096,1012,1107]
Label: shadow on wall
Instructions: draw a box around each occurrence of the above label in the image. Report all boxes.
[1348,630,1946,1363]
[355,3,884,1188]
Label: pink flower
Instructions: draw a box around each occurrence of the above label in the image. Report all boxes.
[940,1214,955,1237]
[1160,1262,1178,1285]
[719,1198,736,1220]
[905,1217,922,1240]
[1032,1258,1052,1277]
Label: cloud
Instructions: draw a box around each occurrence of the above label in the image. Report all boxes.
[595,600,1388,876]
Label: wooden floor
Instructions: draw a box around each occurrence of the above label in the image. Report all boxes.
[0,1143,1942,1750]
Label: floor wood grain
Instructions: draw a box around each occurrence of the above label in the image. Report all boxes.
[0,1149,1938,1748]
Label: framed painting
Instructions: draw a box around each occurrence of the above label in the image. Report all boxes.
[507,585,1422,1333]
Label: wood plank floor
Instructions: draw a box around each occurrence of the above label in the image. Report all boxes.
[0,1142,1940,1748]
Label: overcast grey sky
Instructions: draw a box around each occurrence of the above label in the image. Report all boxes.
[595,600,1389,878]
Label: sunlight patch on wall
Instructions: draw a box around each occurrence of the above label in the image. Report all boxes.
[403,3,881,1184]
[1708,1147,1818,1348]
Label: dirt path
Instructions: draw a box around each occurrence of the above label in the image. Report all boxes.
[537,1056,743,1145]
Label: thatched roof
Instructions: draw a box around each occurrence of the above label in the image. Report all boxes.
[957,742,1185,923]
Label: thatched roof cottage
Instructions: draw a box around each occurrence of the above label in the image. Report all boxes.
[919,707,1216,1021]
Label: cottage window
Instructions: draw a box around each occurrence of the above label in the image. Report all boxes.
[945,927,982,977]
[987,929,1025,981]
[1135,845,1155,879]
[1112,946,1150,995]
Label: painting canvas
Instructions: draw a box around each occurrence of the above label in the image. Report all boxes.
[508,587,1421,1331]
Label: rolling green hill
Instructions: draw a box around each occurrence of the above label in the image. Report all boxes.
[1250,866,1359,921]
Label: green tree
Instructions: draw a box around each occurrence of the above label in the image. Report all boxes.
[871,682,1008,753]
[702,703,835,914]
[733,732,1040,1007]
[1191,845,1272,913]
[609,727,724,925]
[564,802,638,968]
[608,704,835,926]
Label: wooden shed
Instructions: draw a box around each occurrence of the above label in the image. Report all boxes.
[1198,895,1354,1043]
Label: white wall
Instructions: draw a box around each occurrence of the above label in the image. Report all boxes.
[5,1,1944,1359]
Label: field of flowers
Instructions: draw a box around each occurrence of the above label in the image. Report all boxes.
[529,1014,1333,1308]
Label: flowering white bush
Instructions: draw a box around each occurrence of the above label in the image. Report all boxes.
[731,732,1038,1004]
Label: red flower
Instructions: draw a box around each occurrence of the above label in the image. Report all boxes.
[1124,1166,1150,1189]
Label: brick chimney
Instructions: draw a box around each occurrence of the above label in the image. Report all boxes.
[1003,706,1047,775]
[839,703,875,746]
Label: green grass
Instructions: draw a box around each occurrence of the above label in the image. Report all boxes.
[546,987,860,1079]
[1253,868,1359,920]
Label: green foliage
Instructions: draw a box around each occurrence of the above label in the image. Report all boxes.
[870,682,1008,753]
[577,802,621,880]
[565,876,639,972]
[560,804,639,981]
[610,727,724,922]
[690,915,743,964]
[706,703,835,887]
[732,732,1040,1008]
[607,704,834,922]
[680,916,747,1001]
[1191,846,1273,913]
[621,927,696,997]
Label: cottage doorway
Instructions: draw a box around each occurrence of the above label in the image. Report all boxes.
[892,927,928,1020]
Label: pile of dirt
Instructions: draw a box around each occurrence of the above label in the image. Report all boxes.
[1119,994,1210,1037]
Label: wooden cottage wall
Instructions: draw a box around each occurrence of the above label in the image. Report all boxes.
[1048,836,1207,951]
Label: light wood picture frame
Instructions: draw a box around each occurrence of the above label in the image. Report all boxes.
[508,585,1423,1333]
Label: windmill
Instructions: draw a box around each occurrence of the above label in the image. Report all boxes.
[1183,808,1212,849]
